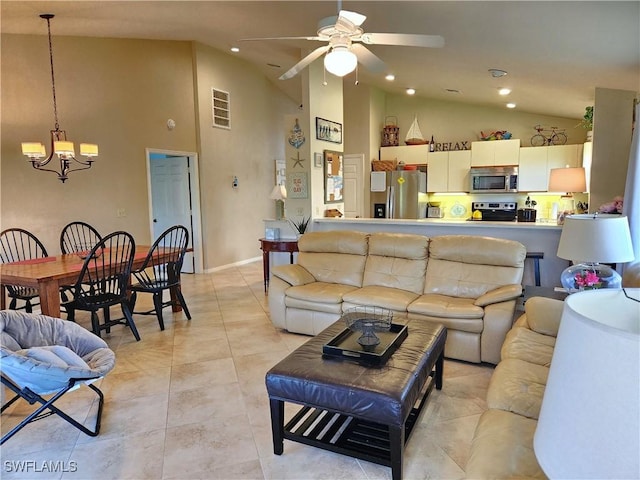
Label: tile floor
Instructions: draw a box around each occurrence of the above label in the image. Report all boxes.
[1,261,494,479]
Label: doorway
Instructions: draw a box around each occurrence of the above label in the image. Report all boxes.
[145,149,203,273]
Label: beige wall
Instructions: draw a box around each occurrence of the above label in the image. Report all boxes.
[192,42,298,268]
[1,34,298,269]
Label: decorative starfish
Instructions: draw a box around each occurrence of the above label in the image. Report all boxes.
[291,151,305,168]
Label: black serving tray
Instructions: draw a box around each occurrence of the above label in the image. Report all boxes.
[322,323,408,367]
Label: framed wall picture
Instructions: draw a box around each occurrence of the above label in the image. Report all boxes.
[324,150,343,203]
[288,172,308,199]
[316,117,342,144]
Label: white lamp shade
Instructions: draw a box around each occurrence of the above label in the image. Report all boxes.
[548,167,586,192]
[534,288,640,479]
[557,214,634,263]
[80,143,99,157]
[21,142,46,158]
[269,184,287,200]
[54,141,75,156]
[324,46,357,77]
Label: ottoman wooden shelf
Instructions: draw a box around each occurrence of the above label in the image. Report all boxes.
[265,319,446,480]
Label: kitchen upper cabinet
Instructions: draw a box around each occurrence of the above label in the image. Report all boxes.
[448,150,472,191]
[518,147,548,191]
[471,139,520,166]
[380,145,429,165]
[518,144,584,192]
[426,150,471,192]
[426,152,448,192]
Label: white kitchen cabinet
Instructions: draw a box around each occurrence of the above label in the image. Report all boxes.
[448,150,472,191]
[518,147,548,191]
[471,139,520,166]
[426,152,448,192]
[380,145,429,165]
[426,150,471,192]
[518,144,584,192]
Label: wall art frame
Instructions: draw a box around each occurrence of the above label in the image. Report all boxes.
[288,172,308,199]
[316,117,342,144]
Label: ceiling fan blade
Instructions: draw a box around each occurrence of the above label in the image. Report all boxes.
[240,36,324,42]
[351,44,386,73]
[361,33,445,48]
[279,45,330,80]
[339,10,366,27]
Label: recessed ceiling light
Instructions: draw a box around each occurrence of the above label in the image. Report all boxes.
[385,74,395,81]
[406,88,416,95]
[499,88,511,96]
[230,47,240,53]
[488,68,508,78]
[506,103,516,109]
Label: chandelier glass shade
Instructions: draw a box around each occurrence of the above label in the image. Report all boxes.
[21,14,98,183]
[324,46,358,77]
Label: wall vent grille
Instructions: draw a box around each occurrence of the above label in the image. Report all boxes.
[212,88,231,129]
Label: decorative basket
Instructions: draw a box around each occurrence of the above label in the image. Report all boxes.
[382,116,399,147]
[372,160,397,171]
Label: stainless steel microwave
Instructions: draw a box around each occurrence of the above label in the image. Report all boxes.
[470,166,518,193]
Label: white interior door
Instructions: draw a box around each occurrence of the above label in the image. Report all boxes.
[343,154,365,218]
[149,156,194,273]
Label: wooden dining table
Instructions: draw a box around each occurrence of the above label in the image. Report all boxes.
[0,247,184,318]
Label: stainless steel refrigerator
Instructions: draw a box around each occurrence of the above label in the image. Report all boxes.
[385,170,426,219]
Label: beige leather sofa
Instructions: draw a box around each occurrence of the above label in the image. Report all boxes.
[268,230,526,364]
[465,296,565,479]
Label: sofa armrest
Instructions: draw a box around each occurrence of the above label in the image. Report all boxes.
[524,296,564,337]
[271,264,316,286]
[474,284,523,307]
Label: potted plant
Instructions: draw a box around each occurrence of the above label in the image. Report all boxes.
[578,106,594,140]
[289,216,310,237]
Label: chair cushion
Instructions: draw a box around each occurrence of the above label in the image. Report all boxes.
[408,293,484,319]
[17,346,90,369]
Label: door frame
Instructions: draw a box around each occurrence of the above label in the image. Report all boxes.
[145,148,204,274]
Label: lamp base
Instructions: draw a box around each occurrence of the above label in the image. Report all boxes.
[560,262,622,293]
[274,200,285,221]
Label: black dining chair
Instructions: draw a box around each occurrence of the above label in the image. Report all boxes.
[60,221,102,255]
[62,231,140,341]
[129,225,191,330]
[0,228,49,312]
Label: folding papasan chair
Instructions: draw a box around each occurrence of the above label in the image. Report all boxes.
[0,309,116,444]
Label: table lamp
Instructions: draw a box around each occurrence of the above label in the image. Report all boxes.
[534,288,640,479]
[548,166,586,224]
[269,184,287,221]
[556,213,634,292]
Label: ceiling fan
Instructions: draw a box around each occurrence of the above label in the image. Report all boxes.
[242,7,444,80]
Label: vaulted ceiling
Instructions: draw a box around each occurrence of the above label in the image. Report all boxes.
[2,1,638,119]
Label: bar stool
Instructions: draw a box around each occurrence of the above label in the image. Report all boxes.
[525,252,544,286]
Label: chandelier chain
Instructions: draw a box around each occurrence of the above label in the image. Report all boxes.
[45,16,59,130]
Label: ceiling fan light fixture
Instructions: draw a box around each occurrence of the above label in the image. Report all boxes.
[324,46,357,77]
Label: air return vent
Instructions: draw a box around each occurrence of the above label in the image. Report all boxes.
[212,88,230,129]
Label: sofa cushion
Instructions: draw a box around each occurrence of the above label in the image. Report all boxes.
[501,324,556,367]
[425,235,526,298]
[297,231,369,288]
[524,296,564,337]
[362,233,429,295]
[486,358,548,419]
[286,282,359,306]
[342,285,419,312]
[465,409,546,480]
[408,293,484,319]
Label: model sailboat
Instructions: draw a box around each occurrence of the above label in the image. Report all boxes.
[405,115,428,145]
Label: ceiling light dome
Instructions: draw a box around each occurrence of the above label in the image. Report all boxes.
[324,46,357,77]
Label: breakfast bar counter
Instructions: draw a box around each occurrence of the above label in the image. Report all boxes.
[312,218,567,288]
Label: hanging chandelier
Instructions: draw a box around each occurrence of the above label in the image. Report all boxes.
[21,14,98,183]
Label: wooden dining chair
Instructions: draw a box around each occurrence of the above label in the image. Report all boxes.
[0,228,49,312]
[62,231,141,341]
[60,221,102,255]
[129,225,191,330]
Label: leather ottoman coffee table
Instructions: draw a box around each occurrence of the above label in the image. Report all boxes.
[265,319,446,480]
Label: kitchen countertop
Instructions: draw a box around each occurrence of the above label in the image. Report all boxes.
[314,217,562,229]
